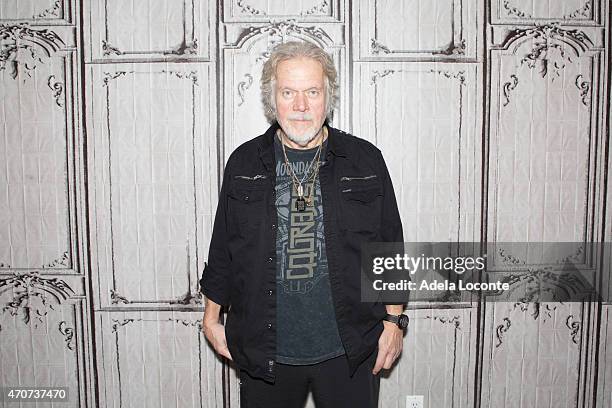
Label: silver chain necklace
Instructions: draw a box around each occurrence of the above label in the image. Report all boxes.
[277,127,326,211]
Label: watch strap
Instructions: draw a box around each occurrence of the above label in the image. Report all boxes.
[383,313,409,329]
[383,314,400,324]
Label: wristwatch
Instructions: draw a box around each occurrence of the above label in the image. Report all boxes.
[383,313,409,330]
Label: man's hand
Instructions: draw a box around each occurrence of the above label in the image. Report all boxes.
[372,321,403,375]
[202,320,233,361]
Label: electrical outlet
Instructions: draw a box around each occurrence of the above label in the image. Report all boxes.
[406,395,424,408]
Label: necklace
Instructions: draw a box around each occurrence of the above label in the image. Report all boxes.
[278,127,326,212]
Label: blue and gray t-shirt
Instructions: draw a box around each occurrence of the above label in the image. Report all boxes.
[274,132,346,365]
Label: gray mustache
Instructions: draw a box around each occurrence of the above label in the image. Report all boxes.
[287,113,314,120]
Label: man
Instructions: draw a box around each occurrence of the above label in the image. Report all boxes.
[200,41,408,408]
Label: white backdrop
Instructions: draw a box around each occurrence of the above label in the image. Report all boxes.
[0,1,610,407]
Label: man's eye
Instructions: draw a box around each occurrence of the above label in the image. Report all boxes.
[282,90,294,98]
[308,90,320,97]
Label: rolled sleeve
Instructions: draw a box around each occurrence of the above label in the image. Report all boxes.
[199,162,233,308]
[375,148,408,306]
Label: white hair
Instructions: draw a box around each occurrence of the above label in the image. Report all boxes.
[260,41,338,124]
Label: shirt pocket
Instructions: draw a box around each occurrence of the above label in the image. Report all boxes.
[227,176,268,234]
[338,175,382,232]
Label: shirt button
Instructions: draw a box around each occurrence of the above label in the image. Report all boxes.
[243,195,249,202]
[267,323,273,329]
[267,257,273,263]
[268,290,273,296]
[271,223,276,229]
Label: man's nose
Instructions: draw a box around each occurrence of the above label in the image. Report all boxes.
[293,92,308,112]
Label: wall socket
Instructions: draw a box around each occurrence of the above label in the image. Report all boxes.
[406,395,424,408]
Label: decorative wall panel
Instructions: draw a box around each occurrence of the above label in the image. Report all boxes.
[354,0,480,60]
[0,0,74,25]
[223,0,343,23]
[490,0,601,25]
[0,24,80,273]
[87,0,213,62]
[379,308,476,408]
[481,301,593,407]
[95,310,222,408]
[482,21,606,408]
[87,63,215,309]
[354,63,482,242]
[487,24,606,245]
[0,272,89,406]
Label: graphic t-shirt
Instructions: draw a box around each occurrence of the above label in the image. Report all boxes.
[274,132,346,365]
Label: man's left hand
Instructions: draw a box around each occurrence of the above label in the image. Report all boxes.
[372,321,404,375]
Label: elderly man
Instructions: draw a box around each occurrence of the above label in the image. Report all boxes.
[200,41,408,408]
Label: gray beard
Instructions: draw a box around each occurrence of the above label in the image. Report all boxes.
[283,126,321,146]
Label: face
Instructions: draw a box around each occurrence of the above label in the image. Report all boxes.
[274,57,327,146]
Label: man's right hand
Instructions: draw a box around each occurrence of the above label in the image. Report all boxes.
[202,320,234,361]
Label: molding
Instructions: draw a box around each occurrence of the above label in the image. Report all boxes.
[370,38,390,55]
[0,272,75,326]
[426,315,462,328]
[495,317,511,347]
[370,38,466,57]
[237,73,253,106]
[162,69,199,85]
[363,0,470,58]
[109,288,202,305]
[565,315,582,344]
[33,0,62,19]
[502,0,531,18]
[42,250,70,269]
[369,69,395,85]
[100,0,199,58]
[109,289,129,305]
[111,317,202,332]
[502,74,519,106]
[231,0,331,19]
[575,74,591,106]
[499,0,593,21]
[58,320,75,350]
[47,75,65,108]
[433,39,467,56]
[102,39,199,57]
[301,0,329,16]
[98,68,203,307]
[102,70,131,86]
[235,0,264,15]
[497,24,593,78]
[495,303,582,348]
[563,1,592,19]
[233,20,334,49]
[0,23,65,80]
[432,69,466,84]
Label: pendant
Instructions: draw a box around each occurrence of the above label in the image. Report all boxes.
[305,196,314,207]
[296,196,306,212]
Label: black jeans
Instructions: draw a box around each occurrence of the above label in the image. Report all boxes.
[238,348,380,408]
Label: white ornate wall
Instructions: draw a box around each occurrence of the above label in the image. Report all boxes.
[0,1,610,407]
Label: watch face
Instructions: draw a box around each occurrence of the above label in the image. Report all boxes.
[398,315,409,329]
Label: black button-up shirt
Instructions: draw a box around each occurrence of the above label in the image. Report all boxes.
[200,121,405,383]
